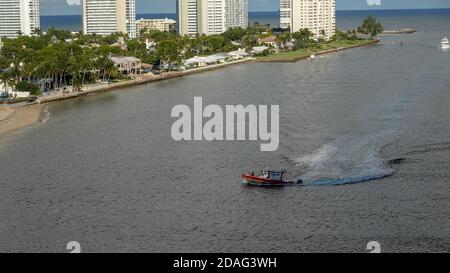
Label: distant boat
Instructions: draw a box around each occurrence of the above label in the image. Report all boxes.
[241,170,303,187]
[441,37,449,49]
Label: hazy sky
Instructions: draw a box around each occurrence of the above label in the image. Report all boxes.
[41,0,450,15]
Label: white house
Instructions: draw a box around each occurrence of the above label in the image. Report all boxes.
[227,49,249,59]
[110,56,142,75]
[251,46,269,54]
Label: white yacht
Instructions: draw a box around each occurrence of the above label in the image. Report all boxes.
[441,37,449,49]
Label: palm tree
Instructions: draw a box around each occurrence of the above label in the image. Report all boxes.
[242,35,257,52]
[34,28,43,37]
[319,30,327,42]
[0,71,11,93]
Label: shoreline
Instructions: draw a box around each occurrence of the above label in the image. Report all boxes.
[255,39,380,63]
[37,40,380,104]
[0,104,42,137]
[37,57,254,104]
[1,41,379,138]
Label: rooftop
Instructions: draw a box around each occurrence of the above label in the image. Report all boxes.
[258,36,277,43]
[136,18,176,24]
[110,56,141,64]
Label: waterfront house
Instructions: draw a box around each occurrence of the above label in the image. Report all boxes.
[227,49,249,60]
[183,50,250,69]
[184,56,215,68]
[251,46,270,55]
[258,36,278,48]
[184,54,226,68]
[213,53,231,62]
[110,56,142,75]
[141,63,153,73]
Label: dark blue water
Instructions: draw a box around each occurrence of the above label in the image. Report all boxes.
[40,9,450,32]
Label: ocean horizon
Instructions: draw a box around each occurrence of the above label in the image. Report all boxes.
[40,9,450,32]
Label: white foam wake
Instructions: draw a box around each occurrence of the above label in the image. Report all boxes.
[294,138,394,186]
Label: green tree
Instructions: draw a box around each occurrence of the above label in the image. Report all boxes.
[16,80,39,95]
[276,32,292,49]
[358,16,384,38]
[292,29,314,50]
[156,39,180,71]
[222,27,247,42]
[242,35,257,52]
[207,35,226,53]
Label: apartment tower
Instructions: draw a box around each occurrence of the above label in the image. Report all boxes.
[290,0,335,40]
[177,0,200,36]
[83,0,136,38]
[0,0,40,38]
[225,0,248,29]
[177,0,248,36]
[197,0,226,35]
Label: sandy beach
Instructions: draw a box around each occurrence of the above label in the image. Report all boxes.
[0,104,42,137]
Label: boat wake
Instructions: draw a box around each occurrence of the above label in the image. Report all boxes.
[293,138,394,186]
[40,106,51,123]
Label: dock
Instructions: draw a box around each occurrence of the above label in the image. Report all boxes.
[381,29,416,35]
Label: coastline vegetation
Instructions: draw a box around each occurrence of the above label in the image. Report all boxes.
[0,16,383,97]
[255,39,378,62]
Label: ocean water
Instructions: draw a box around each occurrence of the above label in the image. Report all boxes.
[1,10,450,252]
[40,9,450,32]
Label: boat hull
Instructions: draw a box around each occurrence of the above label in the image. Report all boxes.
[241,174,301,187]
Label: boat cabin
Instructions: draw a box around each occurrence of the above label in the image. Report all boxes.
[261,171,285,181]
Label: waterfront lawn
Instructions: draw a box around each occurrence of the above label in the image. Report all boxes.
[256,39,375,62]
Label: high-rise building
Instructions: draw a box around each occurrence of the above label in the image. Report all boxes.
[124,0,137,38]
[177,0,247,36]
[280,0,291,30]
[83,0,136,38]
[225,0,248,29]
[177,0,199,36]
[290,0,336,40]
[0,0,40,39]
[198,0,226,35]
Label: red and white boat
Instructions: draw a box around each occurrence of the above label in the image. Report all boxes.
[241,170,303,187]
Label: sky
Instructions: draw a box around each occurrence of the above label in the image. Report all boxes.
[41,0,450,15]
